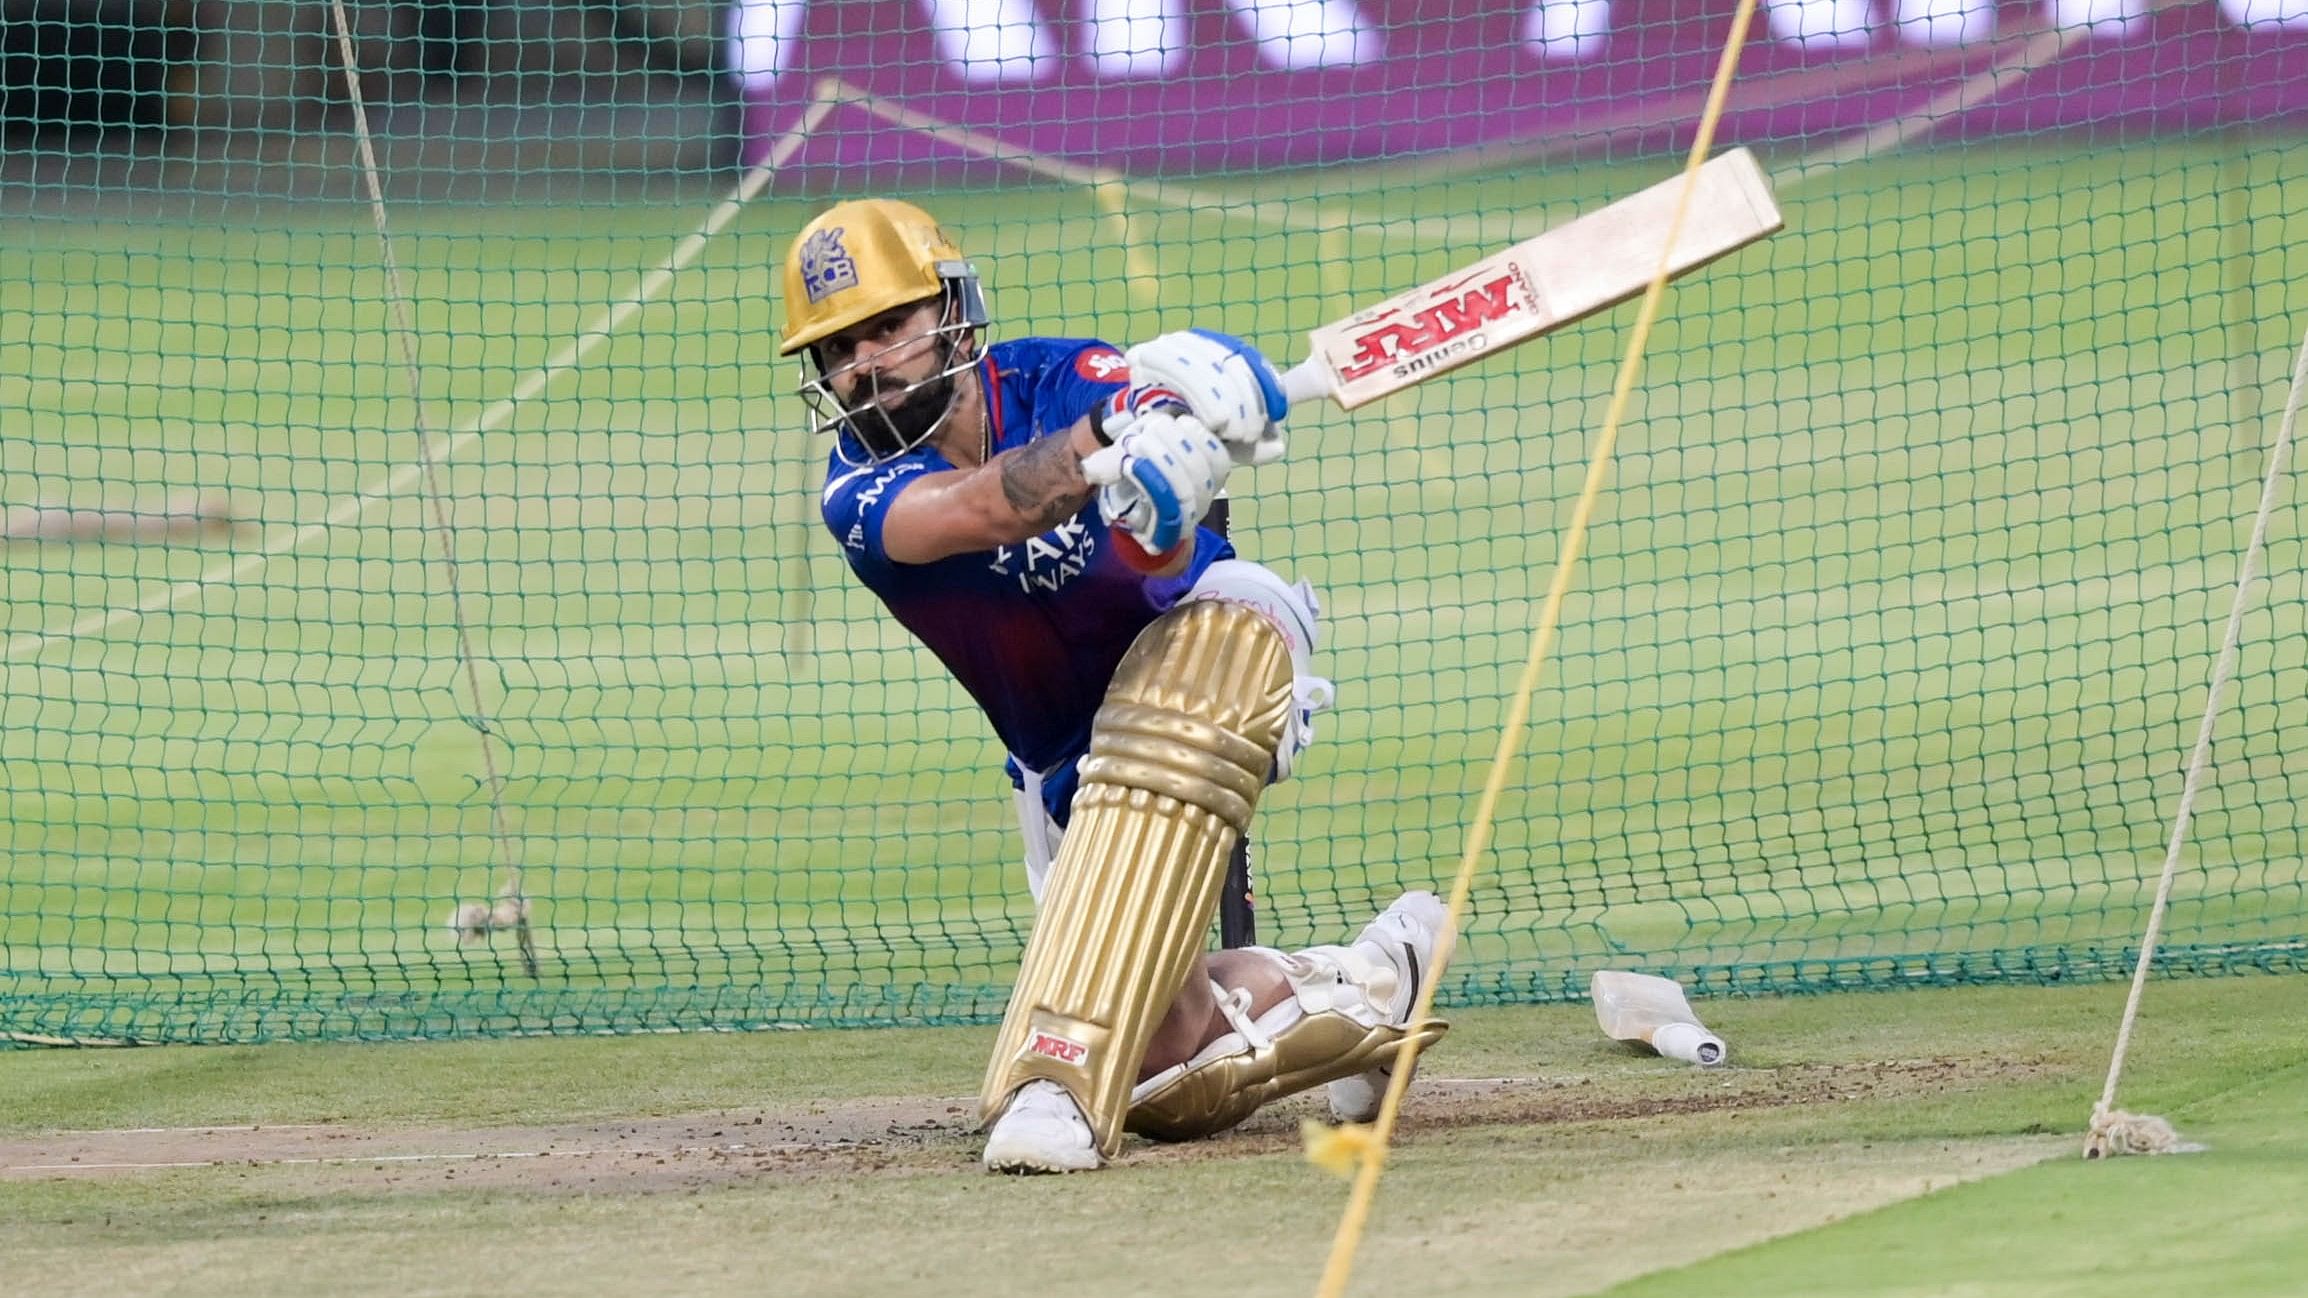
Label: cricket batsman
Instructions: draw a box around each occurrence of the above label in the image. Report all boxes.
[781,199,1447,1173]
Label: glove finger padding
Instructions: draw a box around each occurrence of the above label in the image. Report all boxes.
[1231,425,1287,469]
[1088,410,1231,554]
[1124,329,1289,458]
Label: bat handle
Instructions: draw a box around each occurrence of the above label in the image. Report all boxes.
[1277,358,1334,413]
[1651,1022,1727,1067]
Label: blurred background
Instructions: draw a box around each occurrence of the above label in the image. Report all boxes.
[1,0,729,185]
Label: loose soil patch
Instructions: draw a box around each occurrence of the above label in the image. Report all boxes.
[0,1051,2054,1192]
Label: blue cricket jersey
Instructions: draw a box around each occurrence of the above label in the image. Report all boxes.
[820,337,1234,824]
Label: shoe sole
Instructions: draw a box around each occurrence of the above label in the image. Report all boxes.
[983,1147,1102,1174]
[1331,900,1441,1122]
[982,1123,1103,1174]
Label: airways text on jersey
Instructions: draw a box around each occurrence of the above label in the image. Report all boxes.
[988,515,1099,594]
[831,459,929,556]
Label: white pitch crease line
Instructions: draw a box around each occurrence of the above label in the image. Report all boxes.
[6,1140,836,1173]
[0,91,835,666]
[54,1123,336,1135]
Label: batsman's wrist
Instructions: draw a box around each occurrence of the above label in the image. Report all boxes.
[1111,525,1189,575]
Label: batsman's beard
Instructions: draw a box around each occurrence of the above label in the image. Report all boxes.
[848,367,959,461]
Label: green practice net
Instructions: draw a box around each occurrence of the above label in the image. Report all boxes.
[4,0,2304,1044]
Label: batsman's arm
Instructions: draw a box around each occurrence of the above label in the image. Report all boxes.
[875,418,1194,577]
[876,417,1102,564]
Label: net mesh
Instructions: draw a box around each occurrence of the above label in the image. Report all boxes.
[3,0,2304,1044]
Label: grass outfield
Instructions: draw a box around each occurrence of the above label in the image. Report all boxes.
[3,138,2306,1038]
[1,979,2302,1296]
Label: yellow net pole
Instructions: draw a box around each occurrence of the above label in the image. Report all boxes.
[1305,2,1769,1292]
[1090,178,1163,310]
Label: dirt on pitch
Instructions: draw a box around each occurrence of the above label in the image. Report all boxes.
[0,1051,2060,1194]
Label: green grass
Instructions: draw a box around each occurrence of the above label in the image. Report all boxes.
[4,137,2307,1039]
[1606,1049,2308,1298]
[2,979,2300,1297]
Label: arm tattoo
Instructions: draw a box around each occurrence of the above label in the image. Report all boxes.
[997,433,1093,533]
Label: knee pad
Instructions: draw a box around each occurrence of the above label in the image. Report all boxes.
[1185,559,1334,782]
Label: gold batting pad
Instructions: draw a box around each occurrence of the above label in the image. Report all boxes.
[980,598,1294,1157]
[1128,996,1450,1143]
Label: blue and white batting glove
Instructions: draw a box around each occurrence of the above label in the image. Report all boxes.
[1124,329,1290,469]
[1081,401,1231,556]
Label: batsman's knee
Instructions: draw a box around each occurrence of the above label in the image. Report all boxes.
[1184,559,1334,782]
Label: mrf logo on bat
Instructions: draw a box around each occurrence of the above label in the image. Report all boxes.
[1335,261,1541,385]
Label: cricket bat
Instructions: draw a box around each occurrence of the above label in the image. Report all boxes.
[1591,970,1727,1067]
[1108,150,1778,570]
[1276,147,1783,412]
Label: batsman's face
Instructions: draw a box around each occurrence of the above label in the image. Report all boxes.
[821,299,948,413]
[800,291,981,465]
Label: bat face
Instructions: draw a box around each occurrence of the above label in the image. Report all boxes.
[1331,263,1545,391]
[1294,148,1784,411]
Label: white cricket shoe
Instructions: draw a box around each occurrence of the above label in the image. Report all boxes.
[982,1080,1103,1174]
[1327,890,1447,1123]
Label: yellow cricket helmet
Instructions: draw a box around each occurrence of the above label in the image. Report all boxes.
[778,198,985,357]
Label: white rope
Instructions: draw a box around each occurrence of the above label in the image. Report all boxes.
[2089,326,2308,1152]
[824,15,2115,251]
[321,0,539,973]
[1777,20,2091,183]
[0,92,834,667]
[816,76,1537,248]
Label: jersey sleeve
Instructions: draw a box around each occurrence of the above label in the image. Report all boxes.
[1026,341,1134,438]
[821,456,936,574]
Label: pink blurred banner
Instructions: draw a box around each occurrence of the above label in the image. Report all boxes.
[735,0,2301,172]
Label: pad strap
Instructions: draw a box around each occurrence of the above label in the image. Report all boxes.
[1125,948,1450,1143]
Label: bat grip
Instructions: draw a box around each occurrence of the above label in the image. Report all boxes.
[1651,1022,1727,1067]
[1278,358,1333,412]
